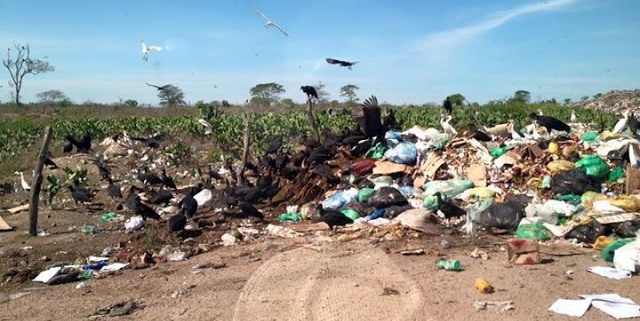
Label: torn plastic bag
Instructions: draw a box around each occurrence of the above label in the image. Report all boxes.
[550,168,601,195]
[422,179,474,200]
[322,188,358,210]
[357,188,375,202]
[370,175,394,188]
[383,204,414,219]
[396,186,416,198]
[364,143,386,159]
[565,220,611,244]
[355,178,375,189]
[383,142,417,165]
[475,200,525,232]
[516,223,553,241]
[574,155,610,180]
[368,186,409,209]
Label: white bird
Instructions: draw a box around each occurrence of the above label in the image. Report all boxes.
[140,40,163,62]
[570,110,577,123]
[15,171,30,191]
[613,110,629,134]
[440,115,458,136]
[197,118,213,135]
[253,7,289,37]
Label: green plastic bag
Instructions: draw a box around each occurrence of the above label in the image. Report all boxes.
[516,223,553,241]
[422,179,474,200]
[364,143,386,159]
[490,146,507,158]
[580,131,599,142]
[341,209,360,221]
[278,213,301,222]
[423,194,441,211]
[608,166,624,182]
[601,238,635,263]
[358,188,375,203]
[575,155,609,180]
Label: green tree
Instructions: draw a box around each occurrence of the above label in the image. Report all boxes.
[2,43,54,106]
[512,90,530,104]
[447,93,466,106]
[581,95,589,101]
[249,82,285,103]
[593,93,602,99]
[280,98,296,108]
[158,84,186,107]
[340,84,359,102]
[123,99,138,108]
[36,89,68,106]
[221,100,231,107]
[564,98,571,104]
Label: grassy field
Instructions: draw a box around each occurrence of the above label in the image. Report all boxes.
[0,101,618,178]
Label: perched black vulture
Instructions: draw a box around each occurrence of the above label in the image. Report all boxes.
[131,132,166,149]
[316,204,353,231]
[265,135,283,155]
[168,212,187,233]
[67,185,94,205]
[351,95,385,144]
[300,86,318,100]
[443,97,453,115]
[529,113,571,133]
[107,178,123,200]
[160,168,177,190]
[628,111,639,136]
[133,196,161,220]
[325,58,358,69]
[465,125,493,142]
[44,157,58,169]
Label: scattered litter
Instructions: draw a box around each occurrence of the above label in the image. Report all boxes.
[89,300,144,318]
[475,278,494,294]
[399,249,425,255]
[586,266,632,280]
[473,300,514,312]
[549,294,640,319]
[470,247,490,260]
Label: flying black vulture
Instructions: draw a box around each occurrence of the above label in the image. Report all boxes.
[443,97,453,115]
[351,95,385,144]
[325,58,358,69]
[529,113,571,133]
[300,86,318,100]
[145,82,171,91]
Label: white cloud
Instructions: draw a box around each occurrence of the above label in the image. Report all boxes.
[411,0,582,58]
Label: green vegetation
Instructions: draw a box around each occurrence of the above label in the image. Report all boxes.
[0,100,619,176]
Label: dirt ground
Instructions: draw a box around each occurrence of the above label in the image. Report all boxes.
[1,204,638,321]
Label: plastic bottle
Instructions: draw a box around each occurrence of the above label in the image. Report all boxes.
[437,259,462,271]
[475,278,494,294]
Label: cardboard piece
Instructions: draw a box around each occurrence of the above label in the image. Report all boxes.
[413,175,426,190]
[420,154,445,180]
[626,164,640,195]
[7,204,29,214]
[588,212,640,224]
[373,160,410,175]
[0,216,12,231]
[467,163,487,187]
[506,239,540,265]
[525,144,544,159]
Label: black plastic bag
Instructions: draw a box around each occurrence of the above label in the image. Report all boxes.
[356,179,375,189]
[551,168,601,195]
[341,201,375,218]
[383,204,414,219]
[611,220,640,238]
[476,200,525,232]
[367,186,408,209]
[566,220,611,243]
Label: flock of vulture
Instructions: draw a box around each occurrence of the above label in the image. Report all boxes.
[37,94,640,235]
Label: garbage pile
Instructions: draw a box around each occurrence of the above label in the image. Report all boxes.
[571,89,640,113]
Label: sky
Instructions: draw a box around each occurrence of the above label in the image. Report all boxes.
[0,0,639,106]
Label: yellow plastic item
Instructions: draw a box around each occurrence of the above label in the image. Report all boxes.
[475,278,494,294]
[548,142,560,155]
[609,196,640,212]
[581,191,607,208]
[594,236,617,252]
[465,187,496,200]
[546,160,574,174]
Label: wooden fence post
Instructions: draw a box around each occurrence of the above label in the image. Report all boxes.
[306,99,321,143]
[29,126,53,236]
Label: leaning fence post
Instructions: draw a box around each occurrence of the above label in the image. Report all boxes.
[306,98,321,143]
[29,126,53,236]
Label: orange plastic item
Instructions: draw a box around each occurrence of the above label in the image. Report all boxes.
[475,278,494,294]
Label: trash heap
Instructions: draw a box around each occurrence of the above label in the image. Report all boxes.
[571,89,640,113]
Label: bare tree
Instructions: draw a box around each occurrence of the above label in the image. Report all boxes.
[2,43,54,106]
